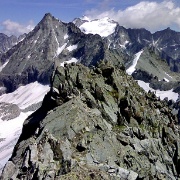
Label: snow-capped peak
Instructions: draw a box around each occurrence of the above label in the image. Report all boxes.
[81,15,91,21]
[79,17,117,37]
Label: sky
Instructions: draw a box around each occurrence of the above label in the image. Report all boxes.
[1,0,180,36]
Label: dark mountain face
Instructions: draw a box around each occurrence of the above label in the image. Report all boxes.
[153,28,180,60]
[107,26,180,72]
[152,28,180,72]
[0,13,106,93]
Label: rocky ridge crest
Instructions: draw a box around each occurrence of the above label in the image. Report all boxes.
[1,61,180,179]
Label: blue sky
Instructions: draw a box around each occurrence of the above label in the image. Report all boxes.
[1,0,180,36]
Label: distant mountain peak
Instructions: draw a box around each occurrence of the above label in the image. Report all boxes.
[43,13,54,20]
[81,15,91,21]
[39,12,62,26]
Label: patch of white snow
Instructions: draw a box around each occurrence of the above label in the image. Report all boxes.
[64,34,69,39]
[57,43,67,56]
[60,58,78,67]
[0,81,49,109]
[79,17,117,37]
[165,72,173,79]
[81,16,91,21]
[18,37,25,42]
[163,78,169,82]
[137,80,178,101]
[0,61,9,72]
[0,111,32,173]
[119,40,129,49]
[126,50,143,75]
[27,55,31,59]
[66,44,77,52]
[52,29,67,56]
[0,82,50,172]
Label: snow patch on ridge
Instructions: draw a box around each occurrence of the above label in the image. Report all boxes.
[0,81,49,109]
[137,80,178,102]
[126,50,144,75]
[64,34,68,39]
[27,55,31,59]
[53,29,67,56]
[164,72,173,79]
[81,16,91,21]
[57,43,67,56]
[66,44,77,52]
[119,40,129,49]
[60,58,78,67]
[163,78,169,82]
[0,61,9,72]
[79,17,117,37]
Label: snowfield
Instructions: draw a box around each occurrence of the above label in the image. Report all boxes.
[0,112,32,173]
[79,17,117,37]
[137,80,179,102]
[126,50,144,75]
[0,82,50,173]
[0,81,50,109]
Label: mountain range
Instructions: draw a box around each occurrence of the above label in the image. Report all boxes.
[0,33,26,55]
[0,13,180,179]
[1,14,180,93]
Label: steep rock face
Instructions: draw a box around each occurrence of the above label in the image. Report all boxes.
[131,47,180,81]
[73,17,88,27]
[107,25,180,72]
[1,62,180,179]
[0,13,106,93]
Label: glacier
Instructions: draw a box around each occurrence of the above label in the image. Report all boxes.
[0,82,49,173]
[79,17,117,37]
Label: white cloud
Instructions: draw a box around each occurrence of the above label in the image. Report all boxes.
[1,19,35,36]
[85,1,180,32]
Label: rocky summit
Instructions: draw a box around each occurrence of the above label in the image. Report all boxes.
[1,61,180,179]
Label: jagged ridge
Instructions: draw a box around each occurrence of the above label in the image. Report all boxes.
[1,61,180,179]
[0,13,106,93]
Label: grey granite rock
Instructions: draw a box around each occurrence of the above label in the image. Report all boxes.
[1,62,180,179]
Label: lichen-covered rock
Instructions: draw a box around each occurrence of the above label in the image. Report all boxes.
[1,62,180,179]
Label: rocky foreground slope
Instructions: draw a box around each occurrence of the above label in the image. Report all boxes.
[1,61,180,179]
